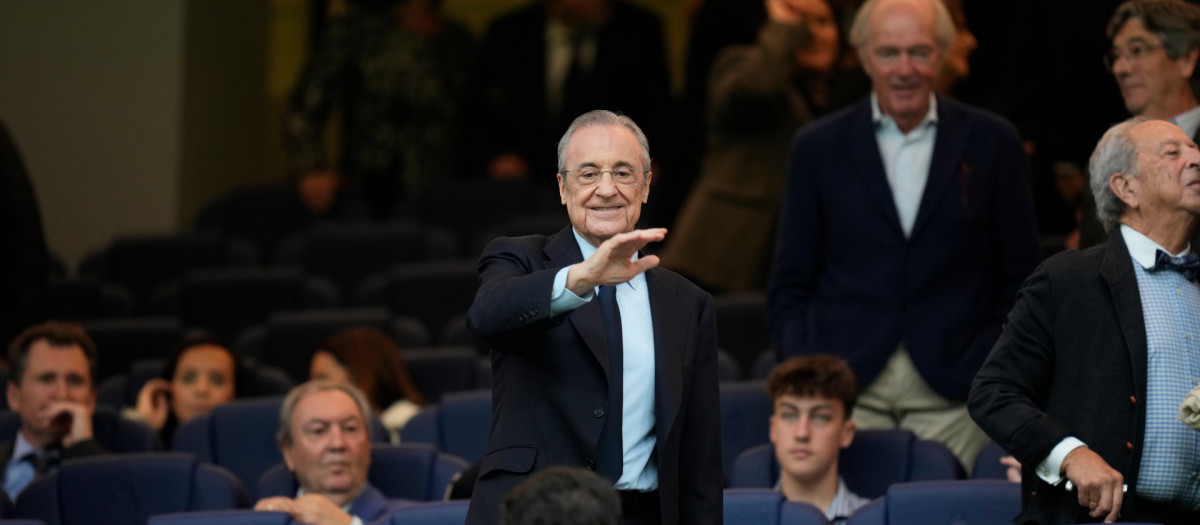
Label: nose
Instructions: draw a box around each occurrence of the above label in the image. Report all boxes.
[328,426,347,449]
[793,415,812,441]
[1111,53,1132,77]
[49,378,69,399]
[595,171,618,195]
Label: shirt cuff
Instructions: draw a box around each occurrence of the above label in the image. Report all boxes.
[550,265,591,316]
[349,517,364,525]
[1036,437,1087,485]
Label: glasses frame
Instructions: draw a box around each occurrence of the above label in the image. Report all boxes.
[562,167,648,187]
[1104,42,1164,72]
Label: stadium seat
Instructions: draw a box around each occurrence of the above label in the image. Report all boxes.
[723,488,830,525]
[845,480,1019,525]
[402,389,492,464]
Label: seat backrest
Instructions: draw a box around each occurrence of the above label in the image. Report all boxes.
[404,347,483,403]
[255,443,469,502]
[713,292,769,375]
[719,381,772,480]
[729,430,964,497]
[147,267,339,342]
[149,510,293,525]
[352,260,479,346]
[45,278,135,320]
[276,222,458,297]
[387,501,470,525]
[0,407,160,453]
[722,489,829,525]
[235,308,429,383]
[402,389,492,464]
[81,316,186,383]
[878,480,1019,525]
[171,397,286,492]
[971,441,1012,480]
[14,453,246,525]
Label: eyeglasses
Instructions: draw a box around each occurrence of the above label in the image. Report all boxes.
[563,167,645,186]
[1104,42,1164,71]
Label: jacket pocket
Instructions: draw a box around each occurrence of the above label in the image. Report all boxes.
[478,445,538,479]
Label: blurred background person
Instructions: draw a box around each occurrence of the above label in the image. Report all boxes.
[128,335,246,447]
[286,0,475,220]
[310,325,427,443]
[471,0,672,197]
[933,0,977,96]
[662,0,862,292]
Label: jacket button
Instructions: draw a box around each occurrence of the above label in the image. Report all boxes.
[586,460,596,470]
[594,408,605,418]
[1126,441,1134,450]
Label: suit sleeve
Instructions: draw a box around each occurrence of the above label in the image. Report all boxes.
[968,264,1074,466]
[679,291,724,525]
[466,236,567,350]
[767,129,823,358]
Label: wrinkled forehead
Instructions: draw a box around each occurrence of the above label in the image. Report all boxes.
[565,125,644,170]
[292,390,366,426]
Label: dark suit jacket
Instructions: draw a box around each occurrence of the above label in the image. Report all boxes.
[969,229,1150,524]
[768,95,1041,401]
[347,483,400,525]
[474,1,672,179]
[464,227,723,525]
[0,436,106,492]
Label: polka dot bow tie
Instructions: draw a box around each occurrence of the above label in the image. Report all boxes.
[1152,250,1200,281]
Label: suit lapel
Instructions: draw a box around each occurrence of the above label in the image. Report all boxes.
[845,99,904,237]
[911,96,968,238]
[547,227,612,377]
[647,268,684,448]
[1101,229,1148,398]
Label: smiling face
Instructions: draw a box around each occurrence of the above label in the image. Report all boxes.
[769,394,855,487]
[170,344,236,424]
[860,0,942,132]
[281,389,371,503]
[793,0,840,74]
[557,124,652,247]
[1111,17,1199,119]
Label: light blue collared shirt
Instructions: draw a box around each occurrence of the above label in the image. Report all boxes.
[1035,225,1195,488]
[549,228,658,491]
[5,431,39,498]
[872,93,939,238]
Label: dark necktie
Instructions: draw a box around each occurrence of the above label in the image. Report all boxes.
[595,285,624,483]
[23,448,60,474]
[1152,250,1200,281]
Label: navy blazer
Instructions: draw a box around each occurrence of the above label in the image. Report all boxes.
[769,95,1041,401]
[969,230,1149,524]
[464,227,723,525]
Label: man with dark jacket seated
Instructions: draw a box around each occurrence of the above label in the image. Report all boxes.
[2,321,106,499]
[255,380,400,525]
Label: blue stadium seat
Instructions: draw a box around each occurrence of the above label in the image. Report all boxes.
[971,441,1014,481]
[255,443,469,502]
[14,453,246,525]
[723,489,829,525]
[719,381,772,480]
[729,429,964,497]
[845,480,1019,525]
[403,347,486,403]
[148,510,292,525]
[388,501,470,525]
[402,389,492,464]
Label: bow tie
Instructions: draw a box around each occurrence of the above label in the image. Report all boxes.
[1151,250,1200,281]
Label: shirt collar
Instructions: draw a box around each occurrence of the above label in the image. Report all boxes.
[1120,223,1191,269]
[10,432,36,461]
[1173,104,1200,142]
[870,92,939,129]
[571,228,642,291]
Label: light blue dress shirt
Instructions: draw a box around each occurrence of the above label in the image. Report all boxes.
[872,93,938,238]
[4,431,39,499]
[549,228,659,491]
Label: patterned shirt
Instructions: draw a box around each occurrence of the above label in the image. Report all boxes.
[1126,226,1200,509]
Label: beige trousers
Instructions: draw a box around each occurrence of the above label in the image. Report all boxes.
[851,347,991,474]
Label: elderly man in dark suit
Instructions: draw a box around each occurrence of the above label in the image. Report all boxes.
[970,118,1200,524]
[768,0,1041,471]
[465,110,722,525]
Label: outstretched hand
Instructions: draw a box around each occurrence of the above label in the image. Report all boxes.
[566,228,666,296]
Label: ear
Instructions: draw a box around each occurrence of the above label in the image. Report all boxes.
[840,418,856,449]
[281,443,296,472]
[6,381,19,414]
[1110,172,1140,210]
[642,171,653,203]
[557,173,567,205]
[1180,47,1199,79]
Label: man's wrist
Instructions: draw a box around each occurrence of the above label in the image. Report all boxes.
[1036,437,1086,485]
